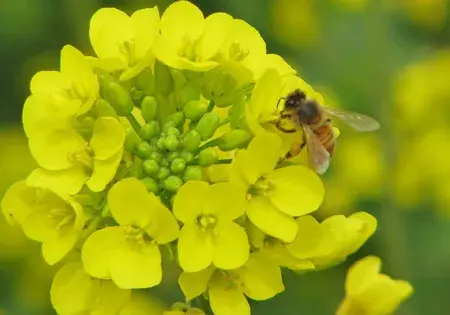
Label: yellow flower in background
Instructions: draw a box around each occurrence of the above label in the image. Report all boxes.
[231,133,324,242]
[2,182,85,265]
[89,7,160,80]
[154,0,233,71]
[173,181,248,272]
[395,0,447,31]
[178,253,284,315]
[336,256,413,315]
[82,178,179,289]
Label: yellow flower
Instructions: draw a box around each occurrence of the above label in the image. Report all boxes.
[2,182,85,265]
[26,45,98,118]
[336,256,413,315]
[82,178,179,289]
[164,302,205,315]
[26,116,125,195]
[307,212,377,270]
[173,181,248,272]
[230,133,324,242]
[178,253,284,315]
[154,1,233,71]
[89,7,160,81]
[51,261,131,315]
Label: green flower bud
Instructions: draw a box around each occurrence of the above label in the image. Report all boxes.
[136,141,152,159]
[141,177,159,194]
[160,158,170,167]
[198,147,218,166]
[166,111,185,128]
[180,150,194,163]
[141,96,158,122]
[125,129,141,152]
[143,159,159,176]
[162,121,176,134]
[195,112,221,140]
[184,166,203,181]
[139,121,160,140]
[183,130,202,152]
[154,60,173,94]
[171,158,186,174]
[135,68,155,95]
[177,83,202,108]
[131,88,144,105]
[104,81,134,115]
[164,134,179,151]
[167,151,180,161]
[164,175,183,192]
[94,99,116,117]
[157,166,170,180]
[217,129,252,151]
[171,69,187,90]
[76,116,94,140]
[157,137,166,150]
[183,100,209,121]
[149,152,162,163]
[166,126,180,137]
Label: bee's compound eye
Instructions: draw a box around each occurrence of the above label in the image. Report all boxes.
[284,90,306,110]
[299,100,320,123]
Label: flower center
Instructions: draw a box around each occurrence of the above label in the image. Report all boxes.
[248,176,274,197]
[229,42,249,62]
[124,225,149,246]
[179,35,199,61]
[196,214,217,231]
[119,40,137,66]
[48,207,75,231]
[70,146,94,170]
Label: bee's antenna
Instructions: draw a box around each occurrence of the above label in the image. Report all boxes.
[276,97,286,110]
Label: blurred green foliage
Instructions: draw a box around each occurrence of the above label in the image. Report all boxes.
[1,0,450,314]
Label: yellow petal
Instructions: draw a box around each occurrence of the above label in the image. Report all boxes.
[89,8,132,61]
[87,149,123,192]
[82,226,124,279]
[131,7,160,61]
[178,267,215,301]
[1,180,35,225]
[247,197,298,242]
[213,221,249,270]
[253,54,295,79]
[27,167,87,196]
[90,117,125,160]
[91,281,131,315]
[42,230,79,265]
[173,181,209,224]
[209,283,250,315]
[178,224,212,272]
[160,1,204,44]
[22,208,58,242]
[51,262,98,314]
[197,13,233,60]
[346,255,381,295]
[30,70,68,96]
[240,252,284,300]
[107,178,152,227]
[29,128,86,170]
[119,293,165,315]
[144,193,180,244]
[268,165,324,216]
[110,242,162,289]
[286,215,324,259]
[203,182,246,220]
[241,133,282,184]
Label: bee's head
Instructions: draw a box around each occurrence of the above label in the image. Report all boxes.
[283,89,306,111]
[297,99,320,124]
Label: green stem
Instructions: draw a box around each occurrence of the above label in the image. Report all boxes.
[197,138,222,151]
[207,100,215,112]
[214,158,233,164]
[126,113,142,133]
[80,215,103,241]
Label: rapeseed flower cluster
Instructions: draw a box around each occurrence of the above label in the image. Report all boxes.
[1,1,412,314]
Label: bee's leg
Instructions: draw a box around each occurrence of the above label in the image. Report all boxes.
[276,121,297,133]
[276,97,286,109]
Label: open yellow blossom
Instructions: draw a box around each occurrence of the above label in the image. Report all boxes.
[2,182,85,265]
[82,178,179,289]
[26,45,98,117]
[89,7,160,80]
[26,116,125,196]
[336,256,413,315]
[230,133,324,242]
[154,0,233,71]
[178,252,284,315]
[173,180,248,272]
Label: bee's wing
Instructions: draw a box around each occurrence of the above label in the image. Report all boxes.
[303,125,331,175]
[324,107,380,132]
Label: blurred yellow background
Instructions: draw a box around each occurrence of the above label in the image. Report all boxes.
[1,0,450,314]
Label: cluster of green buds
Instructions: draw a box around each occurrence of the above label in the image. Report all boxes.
[1,1,412,315]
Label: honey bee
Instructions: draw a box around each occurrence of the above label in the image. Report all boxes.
[273,89,380,174]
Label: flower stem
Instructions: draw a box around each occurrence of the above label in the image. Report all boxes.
[126,113,142,133]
